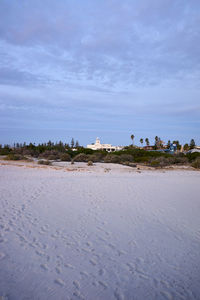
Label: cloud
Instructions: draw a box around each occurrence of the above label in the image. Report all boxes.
[0,0,199,144]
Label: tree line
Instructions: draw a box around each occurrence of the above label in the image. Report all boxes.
[130,134,196,150]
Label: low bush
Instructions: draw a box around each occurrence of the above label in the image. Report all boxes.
[150,160,161,167]
[186,152,200,162]
[191,158,200,169]
[87,160,93,166]
[60,153,71,161]
[39,150,59,159]
[73,153,88,162]
[87,153,104,162]
[149,157,172,168]
[38,160,51,165]
[134,156,150,163]
[4,154,26,161]
[119,154,133,162]
[104,154,120,163]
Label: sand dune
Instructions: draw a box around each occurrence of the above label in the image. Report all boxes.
[0,163,200,299]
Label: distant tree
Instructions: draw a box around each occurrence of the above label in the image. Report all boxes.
[131,134,135,146]
[140,138,143,147]
[154,136,159,149]
[47,140,52,147]
[183,143,189,151]
[75,140,79,148]
[65,143,70,148]
[167,140,171,149]
[145,138,149,146]
[58,141,64,147]
[173,140,181,151]
[190,139,195,149]
[71,138,75,148]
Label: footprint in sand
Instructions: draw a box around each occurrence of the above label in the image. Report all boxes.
[114,289,125,300]
[40,264,48,271]
[98,281,108,289]
[89,259,97,266]
[55,267,62,274]
[73,280,80,290]
[54,278,65,287]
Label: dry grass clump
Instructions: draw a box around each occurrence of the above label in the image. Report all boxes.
[87,160,93,166]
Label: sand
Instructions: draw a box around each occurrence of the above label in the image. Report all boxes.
[0,162,200,299]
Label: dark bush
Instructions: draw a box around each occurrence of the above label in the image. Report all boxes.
[171,156,188,165]
[186,152,200,162]
[149,157,171,168]
[73,153,89,162]
[39,150,59,159]
[134,156,150,163]
[4,154,26,161]
[119,154,133,162]
[150,160,161,167]
[87,153,104,162]
[104,154,120,163]
[60,153,71,161]
[38,160,51,165]
[191,158,200,169]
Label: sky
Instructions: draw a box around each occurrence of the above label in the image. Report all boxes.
[0,0,200,146]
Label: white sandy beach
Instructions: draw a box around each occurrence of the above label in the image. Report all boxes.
[0,162,200,300]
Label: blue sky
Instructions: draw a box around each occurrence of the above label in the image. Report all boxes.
[0,0,199,146]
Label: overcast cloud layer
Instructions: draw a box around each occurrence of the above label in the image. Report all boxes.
[0,0,200,145]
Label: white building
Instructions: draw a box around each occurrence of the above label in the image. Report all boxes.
[87,138,124,152]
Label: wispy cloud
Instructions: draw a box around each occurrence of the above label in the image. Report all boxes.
[0,0,199,145]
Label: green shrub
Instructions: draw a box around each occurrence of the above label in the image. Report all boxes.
[88,153,104,162]
[73,153,88,162]
[150,160,160,167]
[119,154,133,162]
[4,154,26,161]
[60,153,71,161]
[191,158,200,169]
[104,154,120,163]
[149,157,171,167]
[134,156,150,163]
[186,152,200,162]
[39,150,59,159]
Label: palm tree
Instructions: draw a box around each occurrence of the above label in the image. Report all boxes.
[131,134,135,146]
[145,138,149,146]
[140,138,143,147]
